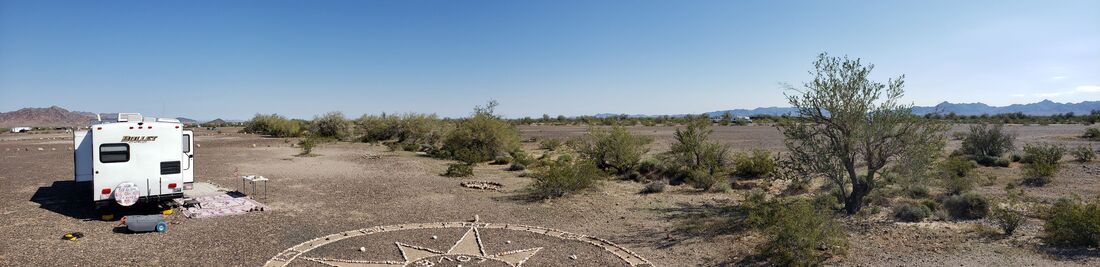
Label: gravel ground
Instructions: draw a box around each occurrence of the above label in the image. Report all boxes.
[1,124,1098,266]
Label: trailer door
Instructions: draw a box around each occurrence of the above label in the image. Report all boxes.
[182,130,194,185]
[74,130,93,182]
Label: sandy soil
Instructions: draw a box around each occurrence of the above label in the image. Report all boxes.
[0,124,1097,266]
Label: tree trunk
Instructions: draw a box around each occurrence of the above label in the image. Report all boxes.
[845,180,870,214]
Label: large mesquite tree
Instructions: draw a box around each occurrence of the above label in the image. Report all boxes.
[779,53,947,214]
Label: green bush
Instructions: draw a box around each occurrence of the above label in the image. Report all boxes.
[443,163,473,177]
[756,199,847,266]
[733,149,776,178]
[1022,144,1065,186]
[666,121,733,190]
[507,162,526,171]
[539,138,563,151]
[894,202,933,222]
[527,159,606,199]
[989,205,1024,236]
[440,101,521,164]
[311,111,351,140]
[1071,145,1095,163]
[297,138,317,156]
[1083,127,1100,141]
[572,126,652,175]
[943,193,989,220]
[960,124,1016,165]
[939,156,975,194]
[243,114,303,137]
[1043,198,1100,248]
[357,113,446,147]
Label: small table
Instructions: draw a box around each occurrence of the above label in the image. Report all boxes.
[240,175,269,199]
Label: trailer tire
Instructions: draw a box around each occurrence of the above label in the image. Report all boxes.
[155,221,168,233]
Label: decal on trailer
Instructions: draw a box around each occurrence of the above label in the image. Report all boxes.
[122,136,159,142]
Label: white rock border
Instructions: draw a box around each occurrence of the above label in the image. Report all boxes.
[264,217,651,267]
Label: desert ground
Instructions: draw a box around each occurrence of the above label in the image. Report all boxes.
[1,124,1098,266]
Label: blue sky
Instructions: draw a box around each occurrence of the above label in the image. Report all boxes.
[1,0,1098,120]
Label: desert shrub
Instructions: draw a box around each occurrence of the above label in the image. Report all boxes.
[907,185,930,198]
[358,113,447,147]
[244,114,303,137]
[943,193,989,220]
[539,139,563,151]
[640,180,667,194]
[311,112,351,140]
[989,205,1024,236]
[1083,127,1100,141]
[732,149,776,178]
[491,156,512,165]
[1010,153,1022,162]
[507,162,526,171]
[510,150,535,165]
[666,121,733,190]
[938,156,975,194]
[572,126,652,175]
[960,124,1016,166]
[440,101,521,163]
[443,163,473,177]
[894,202,933,222]
[1072,145,1095,163]
[297,138,317,156]
[920,199,938,212]
[1043,198,1100,248]
[1022,144,1065,186]
[888,136,944,198]
[756,199,847,266]
[527,159,606,199]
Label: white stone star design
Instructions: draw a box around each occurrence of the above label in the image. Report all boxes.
[303,226,542,267]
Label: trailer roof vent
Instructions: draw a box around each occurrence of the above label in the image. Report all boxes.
[155,118,181,123]
[117,113,142,122]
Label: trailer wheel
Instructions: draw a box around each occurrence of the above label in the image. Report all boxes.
[155,221,168,233]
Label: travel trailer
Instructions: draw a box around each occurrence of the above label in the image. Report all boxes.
[9,127,31,133]
[73,113,194,209]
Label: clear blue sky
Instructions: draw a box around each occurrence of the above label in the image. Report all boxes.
[1,0,1098,120]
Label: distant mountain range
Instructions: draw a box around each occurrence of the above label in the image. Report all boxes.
[0,106,202,128]
[596,100,1100,118]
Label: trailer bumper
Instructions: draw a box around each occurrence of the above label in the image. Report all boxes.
[95,193,185,209]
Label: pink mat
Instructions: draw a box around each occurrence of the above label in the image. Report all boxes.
[175,194,268,219]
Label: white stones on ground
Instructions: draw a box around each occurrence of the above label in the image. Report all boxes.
[359,247,366,252]
[37,147,43,151]
[252,144,257,148]
[51,148,56,151]
[506,240,512,244]
[570,254,578,260]
[432,235,438,240]
[196,144,201,147]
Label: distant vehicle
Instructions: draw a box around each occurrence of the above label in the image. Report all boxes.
[73,113,194,211]
[10,127,31,133]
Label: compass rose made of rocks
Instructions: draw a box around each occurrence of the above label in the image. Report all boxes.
[266,216,651,267]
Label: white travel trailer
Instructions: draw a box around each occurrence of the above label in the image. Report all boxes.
[74,113,194,210]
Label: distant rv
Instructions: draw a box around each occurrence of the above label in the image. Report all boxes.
[9,127,31,133]
[73,113,195,213]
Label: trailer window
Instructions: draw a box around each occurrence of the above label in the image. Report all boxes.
[100,143,130,163]
[182,134,190,153]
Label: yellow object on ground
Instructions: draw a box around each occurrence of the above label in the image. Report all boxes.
[101,214,114,221]
[162,209,174,215]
